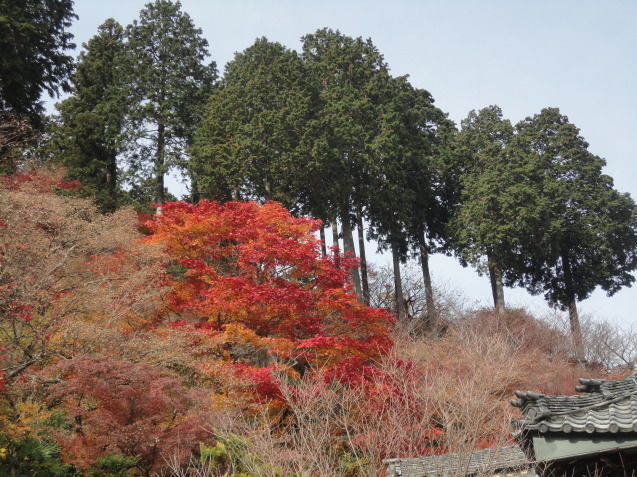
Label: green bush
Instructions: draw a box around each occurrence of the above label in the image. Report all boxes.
[88,454,139,477]
[0,436,75,477]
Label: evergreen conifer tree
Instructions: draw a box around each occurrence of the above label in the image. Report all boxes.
[452,106,525,313]
[191,37,314,209]
[515,108,637,360]
[124,0,216,206]
[54,19,127,212]
[301,28,390,300]
[0,0,76,125]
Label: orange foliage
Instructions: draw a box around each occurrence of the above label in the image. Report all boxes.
[146,200,394,402]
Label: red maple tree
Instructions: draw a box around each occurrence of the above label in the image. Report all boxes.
[147,200,394,401]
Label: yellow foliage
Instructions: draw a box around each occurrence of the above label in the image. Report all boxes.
[0,399,52,443]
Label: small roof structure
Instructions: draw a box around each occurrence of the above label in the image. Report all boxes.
[383,445,536,477]
[384,376,637,477]
[511,376,637,475]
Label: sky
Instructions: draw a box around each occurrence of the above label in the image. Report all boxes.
[56,0,637,327]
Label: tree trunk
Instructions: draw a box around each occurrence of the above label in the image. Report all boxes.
[190,175,201,204]
[493,264,505,313]
[107,151,117,201]
[562,250,585,362]
[356,204,369,305]
[417,227,437,331]
[340,201,362,301]
[331,218,340,267]
[392,241,406,321]
[155,121,165,211]
[319,225,327,257]
[488,263,497,306]
[487,251,505,313]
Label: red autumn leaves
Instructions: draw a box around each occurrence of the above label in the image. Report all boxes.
[147,200,394,389]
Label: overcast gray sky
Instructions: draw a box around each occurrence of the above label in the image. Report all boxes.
[60,0,637,326]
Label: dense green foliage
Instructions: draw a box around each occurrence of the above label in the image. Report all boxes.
[51,0,216,208]
[53,19,127,212]
[514,108,637,307]
[299,28,389,222]
[365,76,456,326]
[512,108,637,359]
[124,0,217,205]
[0,437,73,476]
[0,0,76,124]
[191,37,314,207]
[449,106,637,359]
[452,106,521,311]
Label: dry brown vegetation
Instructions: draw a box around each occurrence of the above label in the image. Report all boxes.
[162,309,621,476]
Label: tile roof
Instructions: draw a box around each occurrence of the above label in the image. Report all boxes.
[385,376,637,476]
[383,445,536,477]
[511,376,637,434]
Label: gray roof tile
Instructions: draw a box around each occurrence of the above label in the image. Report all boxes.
[383,445,536,477]
[511,376,637,433]
[385,376,637,476]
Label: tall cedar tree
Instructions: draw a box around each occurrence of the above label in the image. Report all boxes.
[191,37,315,210]
[366,76,413,320]
[301,29,390,301]
[367,76,456,328]
[53,19,127,212]
[0,0,76,125]
[124,0,216,206]
[514,108,637,361]
[452,105,530,313]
